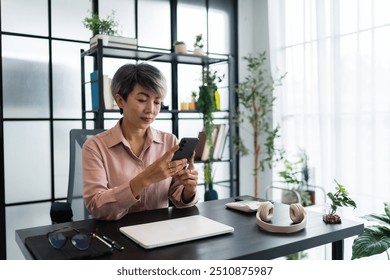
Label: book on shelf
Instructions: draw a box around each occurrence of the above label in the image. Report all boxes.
[194,124,229,161]
[90,71,99,110]
[90,71,115,110]
[194,126,219,161]
[194,131,206,161]
[213,124,229,160]
[90,41,138,49]
[90,35,138,49]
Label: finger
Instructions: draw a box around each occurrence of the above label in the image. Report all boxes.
[188,151,196,170]
[162,145,180,161]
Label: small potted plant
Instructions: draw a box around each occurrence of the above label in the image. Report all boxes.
[83,10,118,46]
[193,33,205,56]
[323,179,357,224]
[173,41,187,54]
[189,91,198,110]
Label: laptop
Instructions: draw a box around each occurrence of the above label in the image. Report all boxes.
[119,215,234,249]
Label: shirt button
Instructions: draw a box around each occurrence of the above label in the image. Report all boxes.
[138,161,142,166]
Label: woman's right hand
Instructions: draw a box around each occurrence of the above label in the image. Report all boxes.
[145,145,188,183]
[129,145,187,197]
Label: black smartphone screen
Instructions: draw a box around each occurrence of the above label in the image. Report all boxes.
[171,138,199,161]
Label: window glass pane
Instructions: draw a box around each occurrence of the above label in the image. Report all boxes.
[6,203,52,260]
[209,0,231,54]
[374,0,390,26]
[147,62,172,108]
[178,64,202,109]
[2,36,50,118]
[138,0,170,49]
[152,119,172,135]
[340,0,358,35]
[51,0,91,40]
[177,0,207,53]
[178,119,203,139]
[4,121,51,204]
[99,0,136,38]
[54,121,82,199]
[52,41,89,118]
[1,0,48,36]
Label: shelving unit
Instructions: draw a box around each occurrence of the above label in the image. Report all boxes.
[80,39,238,197]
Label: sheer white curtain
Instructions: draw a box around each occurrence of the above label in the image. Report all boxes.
[268,0,390,216]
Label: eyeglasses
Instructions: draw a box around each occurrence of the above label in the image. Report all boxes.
[47,226,93,250]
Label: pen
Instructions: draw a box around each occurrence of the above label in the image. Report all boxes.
[94,234,112,249]
[102,235,125,251]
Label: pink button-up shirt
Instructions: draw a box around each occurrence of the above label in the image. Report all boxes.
[82,120,198,220]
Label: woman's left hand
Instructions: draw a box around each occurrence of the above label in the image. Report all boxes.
[173,152,198,201]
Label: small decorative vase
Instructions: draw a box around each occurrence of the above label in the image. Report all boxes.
[204,183,218,201]
[193,48,205,56]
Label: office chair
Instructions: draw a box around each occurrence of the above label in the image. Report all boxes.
[265,183,326,207]
[50,129,105,223]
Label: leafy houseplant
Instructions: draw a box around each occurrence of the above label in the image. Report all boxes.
[83,10,118,36]
[352,202,390,260]
[323,180,357,224]
[197,66,223,201]
[193,33,205,56]
[234,52,286,198]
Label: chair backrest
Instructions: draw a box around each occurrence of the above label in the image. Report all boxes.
[67,128,105,221]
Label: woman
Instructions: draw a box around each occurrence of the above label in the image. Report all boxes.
[82,63,199,220]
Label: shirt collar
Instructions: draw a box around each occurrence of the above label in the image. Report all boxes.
[106,119,163,148]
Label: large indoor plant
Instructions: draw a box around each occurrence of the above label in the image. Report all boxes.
[352,202,390,259]
[197,66,223,201]
[234,52,286,198]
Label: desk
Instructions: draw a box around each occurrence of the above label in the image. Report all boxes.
[16,198,363,260]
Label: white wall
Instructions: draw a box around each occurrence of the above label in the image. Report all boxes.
[237,0,273,198]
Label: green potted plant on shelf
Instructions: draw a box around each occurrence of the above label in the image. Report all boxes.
[323,179,357,224]
[352,202,390,259]
[83,10,118,46]
[197,66,223,201]
[193,33,205,56]
[234,51,286,198]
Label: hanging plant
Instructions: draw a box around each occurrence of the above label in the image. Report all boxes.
[197,66,223,200]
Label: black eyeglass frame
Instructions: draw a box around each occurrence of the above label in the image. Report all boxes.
[46,226,93,251]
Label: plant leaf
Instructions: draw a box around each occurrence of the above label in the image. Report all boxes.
[362,214,390,226]
[351,225,390,259]
[385,202,390,219]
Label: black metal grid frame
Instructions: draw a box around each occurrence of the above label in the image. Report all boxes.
[0,0,238,259]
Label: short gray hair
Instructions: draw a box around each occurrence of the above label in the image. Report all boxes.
[111,63,167,113]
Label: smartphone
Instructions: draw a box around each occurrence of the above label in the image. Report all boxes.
[171,137,199,161]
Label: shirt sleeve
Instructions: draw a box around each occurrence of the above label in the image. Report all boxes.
[82,138,138,220]
[168,177,199,208]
